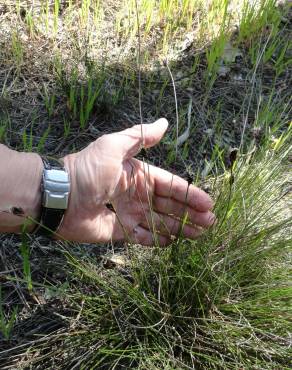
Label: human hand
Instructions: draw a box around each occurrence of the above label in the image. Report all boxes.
[59,119,215,245]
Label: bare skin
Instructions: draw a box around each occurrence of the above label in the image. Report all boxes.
[0,119,215,245]
[59,119,215,245]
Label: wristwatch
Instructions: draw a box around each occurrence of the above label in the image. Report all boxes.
[34,157,70,236]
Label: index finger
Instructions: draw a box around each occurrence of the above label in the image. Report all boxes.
[150,165,214,212]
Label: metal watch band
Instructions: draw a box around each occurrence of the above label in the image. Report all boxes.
[34,156,70,237]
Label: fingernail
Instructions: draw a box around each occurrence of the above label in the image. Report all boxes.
[154,118,169,130]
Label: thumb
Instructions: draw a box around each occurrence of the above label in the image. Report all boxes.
[115,118,168,159]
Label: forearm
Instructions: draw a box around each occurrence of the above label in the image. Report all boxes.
[0,144,43,233]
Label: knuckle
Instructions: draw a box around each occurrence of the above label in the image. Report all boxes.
[98,133,112,145]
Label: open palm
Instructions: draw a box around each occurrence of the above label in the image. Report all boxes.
[58,119,215,245]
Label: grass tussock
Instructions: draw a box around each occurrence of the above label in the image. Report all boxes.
[5,135,290,369]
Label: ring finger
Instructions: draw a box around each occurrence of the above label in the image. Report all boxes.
[140,210,203,239]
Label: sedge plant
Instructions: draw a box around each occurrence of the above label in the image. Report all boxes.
[9,127,291,369]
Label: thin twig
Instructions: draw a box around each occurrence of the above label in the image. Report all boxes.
[240,29,273,149]
[165,60,179,158]
[134,0,144,145]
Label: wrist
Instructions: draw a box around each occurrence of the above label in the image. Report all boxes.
[0,145,43,233]
[62,153,76,210]
[53,153,77,239]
